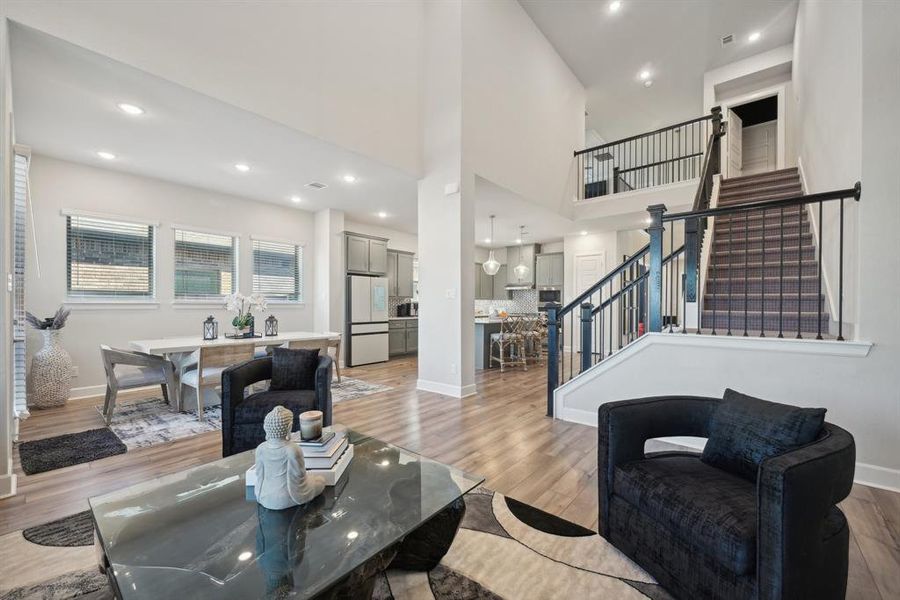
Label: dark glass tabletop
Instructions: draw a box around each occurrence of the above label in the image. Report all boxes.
[89,429,483,599]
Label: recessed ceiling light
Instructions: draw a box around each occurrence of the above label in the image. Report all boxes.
[643,80,654,88]
[290,195,302,204]
[484,237,492,244]
[515,238,522,244]
[96,151,116,160]
[748,31,761,43]
[234,163,250,173]
[377,211,387,219]
[580,231,588,236]
[117,102,144,116]
[343,174,357,183]
[639,70,651,80]
[609,0,621,12]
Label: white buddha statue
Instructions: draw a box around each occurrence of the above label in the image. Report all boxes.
[254,406,325,510]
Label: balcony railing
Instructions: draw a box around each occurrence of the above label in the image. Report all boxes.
[575,107,721,201]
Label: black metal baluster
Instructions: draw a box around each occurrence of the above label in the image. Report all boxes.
[761,208,766,337]
[608,282,613,356]
[817,201,824,340]
[838,198,845,341]
[796,203,803,339]
[569,311,574,381]
[743,211,749,336]
[669,224,675,332]
[778,207,785,338]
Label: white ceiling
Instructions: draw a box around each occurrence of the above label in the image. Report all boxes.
[9,23,419,233]
[519,0,798,141]
[475,176,577,247]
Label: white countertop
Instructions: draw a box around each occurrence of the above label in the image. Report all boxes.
[130,331,336,354]
[389,316,419,321]
[474,317,506,324]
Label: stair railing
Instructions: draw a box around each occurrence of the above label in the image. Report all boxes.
[575,108,720,201]
[648,183,861,341]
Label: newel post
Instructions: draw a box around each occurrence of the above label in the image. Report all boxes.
[711,105,723,136]
[580,303,593,374]
[546,303,560,417]
[647,204,667,333]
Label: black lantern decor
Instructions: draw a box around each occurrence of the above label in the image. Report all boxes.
[203,315,218,340]
[265,314,279,337]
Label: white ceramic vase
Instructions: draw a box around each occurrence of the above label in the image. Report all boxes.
[27,330,74,409]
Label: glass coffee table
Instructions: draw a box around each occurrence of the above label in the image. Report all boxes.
[90,429,483,599]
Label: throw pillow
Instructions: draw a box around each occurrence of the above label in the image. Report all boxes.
[270,347,320,391]
[701,389,826,481]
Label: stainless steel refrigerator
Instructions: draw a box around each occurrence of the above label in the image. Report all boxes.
[346,275,389,366]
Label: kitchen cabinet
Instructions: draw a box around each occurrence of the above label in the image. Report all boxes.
[396,252,414,297]
[506,244,538,286]
[388,319,418,356]
[346,233,389,275]
[493,265,508,299]
[535,253,564,288]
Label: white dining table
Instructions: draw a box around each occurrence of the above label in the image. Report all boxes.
[129,331,337,355]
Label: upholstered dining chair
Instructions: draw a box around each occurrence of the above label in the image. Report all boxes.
[287,334,343,383]
[180,343,255,421]
[99,345,178,425]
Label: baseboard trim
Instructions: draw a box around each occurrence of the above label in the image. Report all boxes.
[416,379,476,399]
[0,473,17,499]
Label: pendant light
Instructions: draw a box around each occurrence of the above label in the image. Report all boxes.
[482,215,501,276]
[513,225,530,280]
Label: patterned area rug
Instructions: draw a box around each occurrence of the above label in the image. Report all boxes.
[1,487,672,600]
[102,377,391,450]
[17,429,126,475]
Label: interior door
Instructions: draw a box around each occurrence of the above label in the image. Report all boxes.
[573,253,605,353]
[727,108,743,178]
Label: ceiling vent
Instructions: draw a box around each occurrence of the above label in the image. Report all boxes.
[721,33,734,46]
[305,181,328,190]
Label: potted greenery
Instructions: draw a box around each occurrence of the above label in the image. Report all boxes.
[225,292,267,338]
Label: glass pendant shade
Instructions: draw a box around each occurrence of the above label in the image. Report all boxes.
[514,262,530,279]
[483,251,501,275]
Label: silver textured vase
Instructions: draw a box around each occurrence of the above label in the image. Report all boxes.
[27,330,74,409]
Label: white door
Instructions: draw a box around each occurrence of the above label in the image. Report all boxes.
[370,277,389,322]
[741,121,777,175]
[573,254,606,354]
[350,276,371,322]
[727,108,743,178]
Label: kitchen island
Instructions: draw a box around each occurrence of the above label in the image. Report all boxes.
[474,317,504,369]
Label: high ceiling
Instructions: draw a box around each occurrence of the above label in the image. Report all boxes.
[10,23,419,233]
[519,0,798,141]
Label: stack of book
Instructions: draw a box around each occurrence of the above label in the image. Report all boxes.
[295,429,353,486]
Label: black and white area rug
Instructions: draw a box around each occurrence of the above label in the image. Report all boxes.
[0,488,671,600]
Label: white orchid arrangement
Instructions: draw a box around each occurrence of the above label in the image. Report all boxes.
[225,292,268,329]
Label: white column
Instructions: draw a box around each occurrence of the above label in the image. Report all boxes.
[416,0,475,398]
[313,208,345,339]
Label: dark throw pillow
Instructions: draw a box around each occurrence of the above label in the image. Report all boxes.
[701,389,826,482]
[269,347,320,391]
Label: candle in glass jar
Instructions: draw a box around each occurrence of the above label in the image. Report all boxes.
[299,410,324,441]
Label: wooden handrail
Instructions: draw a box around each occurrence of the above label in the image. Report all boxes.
[558,243,650,315]
[575,114,713,156]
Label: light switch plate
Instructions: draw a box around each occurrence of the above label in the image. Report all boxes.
[444,182,460,196]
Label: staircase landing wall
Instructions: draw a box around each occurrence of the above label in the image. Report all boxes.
[553,333,900,491]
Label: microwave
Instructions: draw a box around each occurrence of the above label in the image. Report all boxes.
[538,288,561,306]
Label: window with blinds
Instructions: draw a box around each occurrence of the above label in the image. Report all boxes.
[67,215,155,298]
[13,150,29,418]
[252,239,303,302]
[174,229,237,299]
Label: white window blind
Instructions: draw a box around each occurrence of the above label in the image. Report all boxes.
[13,151,29,418]
[174,229,236,299]
[67,214,155,298]
[252,239,303,302]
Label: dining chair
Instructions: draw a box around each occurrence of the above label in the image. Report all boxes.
[180,343,255,421]
[287,335,343,382]
[490,316,528,372]
[100,345,178,425]
[521,314,546,365]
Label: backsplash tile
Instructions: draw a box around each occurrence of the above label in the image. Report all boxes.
[474,290,538,315]
[389,296,414,317]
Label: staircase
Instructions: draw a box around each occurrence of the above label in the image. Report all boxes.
[702,168,829,335]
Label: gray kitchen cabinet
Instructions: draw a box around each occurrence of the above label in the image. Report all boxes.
[535,253,564,288]
[389,328,407,356]
[405,326,418,352]
[346,235,370,273]
[387,251,399,295]
[396,253,414,297]
[368,239,388,274]
[493,264,508,299]
[479,268,493,300]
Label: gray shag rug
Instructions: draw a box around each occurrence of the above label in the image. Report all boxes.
[17,429,126,475]
[22,512,94,547]
[6,487,671,600]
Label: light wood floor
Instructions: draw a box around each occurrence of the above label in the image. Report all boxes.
[1,356,898,599]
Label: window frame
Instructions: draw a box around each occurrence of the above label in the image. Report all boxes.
[172,225,240,303]
[62,209,158,304]
[250,235,305,304]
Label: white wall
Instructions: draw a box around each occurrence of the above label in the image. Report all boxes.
[461,0,585,215]
[313,209,344,337]
[4,1,423,176]
[25,155,317,393]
